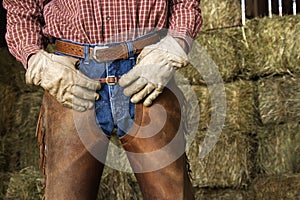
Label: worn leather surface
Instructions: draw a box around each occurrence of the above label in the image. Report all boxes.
[39,92,109,200]
[121,81,195,200]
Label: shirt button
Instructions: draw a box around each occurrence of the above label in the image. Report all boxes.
[106,16,111,20]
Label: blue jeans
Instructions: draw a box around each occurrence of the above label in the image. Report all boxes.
[67,42,138,137]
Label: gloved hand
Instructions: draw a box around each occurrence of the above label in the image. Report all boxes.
[119,35,188,106]
[26,50,101,111]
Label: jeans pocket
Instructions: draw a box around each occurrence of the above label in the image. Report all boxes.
[78,60,106,79]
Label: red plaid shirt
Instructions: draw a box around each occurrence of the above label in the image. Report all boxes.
[3,0,202,66]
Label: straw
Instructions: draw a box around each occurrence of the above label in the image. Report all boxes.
[252,174,300,199]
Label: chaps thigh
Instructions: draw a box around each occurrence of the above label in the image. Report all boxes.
[121,82,195,200]
[38,92,109,200]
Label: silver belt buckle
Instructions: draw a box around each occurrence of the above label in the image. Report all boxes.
[106,76,118,86]
[93,45,109,62]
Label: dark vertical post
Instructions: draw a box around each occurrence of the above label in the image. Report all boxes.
[0,0,7,47]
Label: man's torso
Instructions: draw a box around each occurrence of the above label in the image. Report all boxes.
[42,0,169,44]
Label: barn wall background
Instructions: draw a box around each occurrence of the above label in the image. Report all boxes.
[0,0,300,199]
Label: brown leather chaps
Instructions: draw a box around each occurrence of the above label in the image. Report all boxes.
[37,82,194,199]
[120,83,195,200]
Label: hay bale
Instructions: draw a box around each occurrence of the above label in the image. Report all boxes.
[183,80,256,188]
[257,75,300,125]
[0,48,22,88]
[180,27,244,85]
[5,166,43,200]
[252,174,300,200]
[0,84,18,197]
[0,47,43,198]
[0,172,9,199]
[0,84,17,137]
[185,80,256,132]
[222,80,256,132]
[8,92,43,170]
[98,135,142,199]
[99,167,141,200]
[201,0,241,30]
[195,188,252,200]
[170,80,255,188]
[256,122,300,175]
[0,151,6,173]
[241,15,300,79]
[0,47,39,93]
[182,16,300,84]
[188,128,254,189]
[0,135,11,198]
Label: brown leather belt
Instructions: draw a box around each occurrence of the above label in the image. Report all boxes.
[55,33,161,62]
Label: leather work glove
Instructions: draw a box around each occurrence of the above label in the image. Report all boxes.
[119,35,188,106]
[26,50,101,111]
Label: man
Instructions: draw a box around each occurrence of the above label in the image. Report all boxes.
[3,0,202,199]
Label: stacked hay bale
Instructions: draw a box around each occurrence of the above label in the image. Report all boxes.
[195,188,251,200]
[186,80,256,189]
[180,1,255,195]
[248,17,300,198]
[5,166,43,200]
[180,14,300,199]
[98,166,142,200]
[251,174,300,199]
[241,16,300,79]
[256,122,300,175]
[0,84,17,199]
[178,27,245,84]
[181,67,257,193]
[0,48,44,198]
[200,0,242,30]
[253,74,300,199]
[98,135,142,199]
[0,48,22,198]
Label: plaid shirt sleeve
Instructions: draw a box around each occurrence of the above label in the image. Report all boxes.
[3,0,44,67]
[168,0,202,50]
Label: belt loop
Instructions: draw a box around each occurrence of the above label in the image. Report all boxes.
[84,45,90,64]
[125,41,135,59]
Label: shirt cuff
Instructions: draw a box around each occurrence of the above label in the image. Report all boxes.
[21,45,42,69]
[167,29,194,53]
